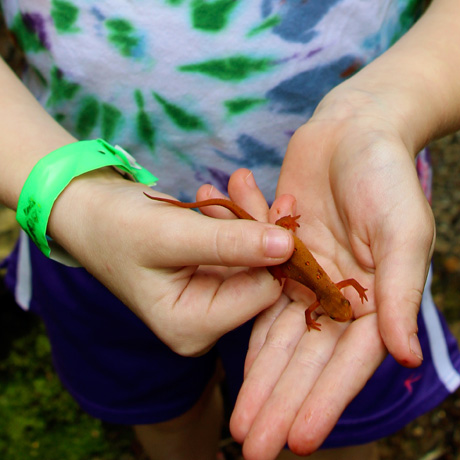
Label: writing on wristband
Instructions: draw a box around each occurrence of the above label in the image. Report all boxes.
[16,139,158,259]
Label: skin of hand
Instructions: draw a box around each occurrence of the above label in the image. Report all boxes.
[227,1,460,457]
[45,168,295,357]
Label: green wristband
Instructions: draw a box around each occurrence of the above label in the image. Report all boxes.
[16,139,158,258]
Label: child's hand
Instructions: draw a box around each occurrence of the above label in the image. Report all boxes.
[46,167,294,357]
[228,84,434,458]
[229,0,460,453]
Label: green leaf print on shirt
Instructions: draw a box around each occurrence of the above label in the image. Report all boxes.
[391,0,425,45]
[247,15,281,37]
[102,103,123,141]
[179,55,274,81]
[76,96,100,138]
[30,65,48,88]
[135,90,156,151]
[191,0,240,32]
[47,67,80,107]
[153,93,206,131]
[51,0,80,33]
[10,14,46,52]
[105,19,140,57]
[224,97,266,116]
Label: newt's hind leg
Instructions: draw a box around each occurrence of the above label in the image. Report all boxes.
[335,279,368,303]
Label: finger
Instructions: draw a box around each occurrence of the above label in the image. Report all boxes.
[154,266,285,357]
[287,314,386,456]
[374,202,435,367]
[230,301,307,444]
[375,236,432,367]
[196,169,272,222]
[268,194,297,224]
[241,318,347,460]
[228,169,270,222]
[244,294,291,377]
[142,201,294,267]
[190,269,285,345]
[196,184,238,219]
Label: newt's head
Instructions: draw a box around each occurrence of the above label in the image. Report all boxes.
[321,292,353,322]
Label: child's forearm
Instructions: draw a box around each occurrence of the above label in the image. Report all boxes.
[0,58,76,209]
[324,0,460,154]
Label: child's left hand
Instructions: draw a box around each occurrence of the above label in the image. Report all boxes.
[223,86,434,457]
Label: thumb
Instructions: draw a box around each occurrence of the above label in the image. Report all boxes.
[143,200,294,268]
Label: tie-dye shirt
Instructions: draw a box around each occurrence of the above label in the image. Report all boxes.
[1,0,425,201]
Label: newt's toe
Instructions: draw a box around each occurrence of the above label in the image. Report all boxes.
[275,215,301,232]
[305,313,321,332]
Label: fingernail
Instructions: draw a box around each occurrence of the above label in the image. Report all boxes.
[409,333,423,361]
[206,185,215,199]
[264,228,291,258]
[245,171,257,189]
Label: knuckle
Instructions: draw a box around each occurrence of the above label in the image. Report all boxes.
[265,328,296,353]
[294,346,329,371]
[214,223,247,265]
[418,207,435,245]
[404,286,424,311]
[167,335,211,357]
[154,304,214,357]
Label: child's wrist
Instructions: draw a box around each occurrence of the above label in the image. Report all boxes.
[314,83,421,157]
[16,139,158,264]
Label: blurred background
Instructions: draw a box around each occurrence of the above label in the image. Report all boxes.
[1,12,459,460]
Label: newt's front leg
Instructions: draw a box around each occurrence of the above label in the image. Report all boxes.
[274,215,300,232]
[305,300,322,331]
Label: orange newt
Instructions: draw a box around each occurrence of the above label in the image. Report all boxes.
[144,193,368,331]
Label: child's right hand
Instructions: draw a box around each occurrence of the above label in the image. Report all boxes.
[46,167,294,356]
[0,58,293,358]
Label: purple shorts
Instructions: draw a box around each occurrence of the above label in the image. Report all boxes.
[4,231,460,448]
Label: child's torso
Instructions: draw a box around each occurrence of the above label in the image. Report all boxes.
[2,0,423,199]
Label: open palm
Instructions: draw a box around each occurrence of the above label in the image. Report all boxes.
[226,100,434,459]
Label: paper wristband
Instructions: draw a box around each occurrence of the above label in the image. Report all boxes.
[16,139,158,258]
